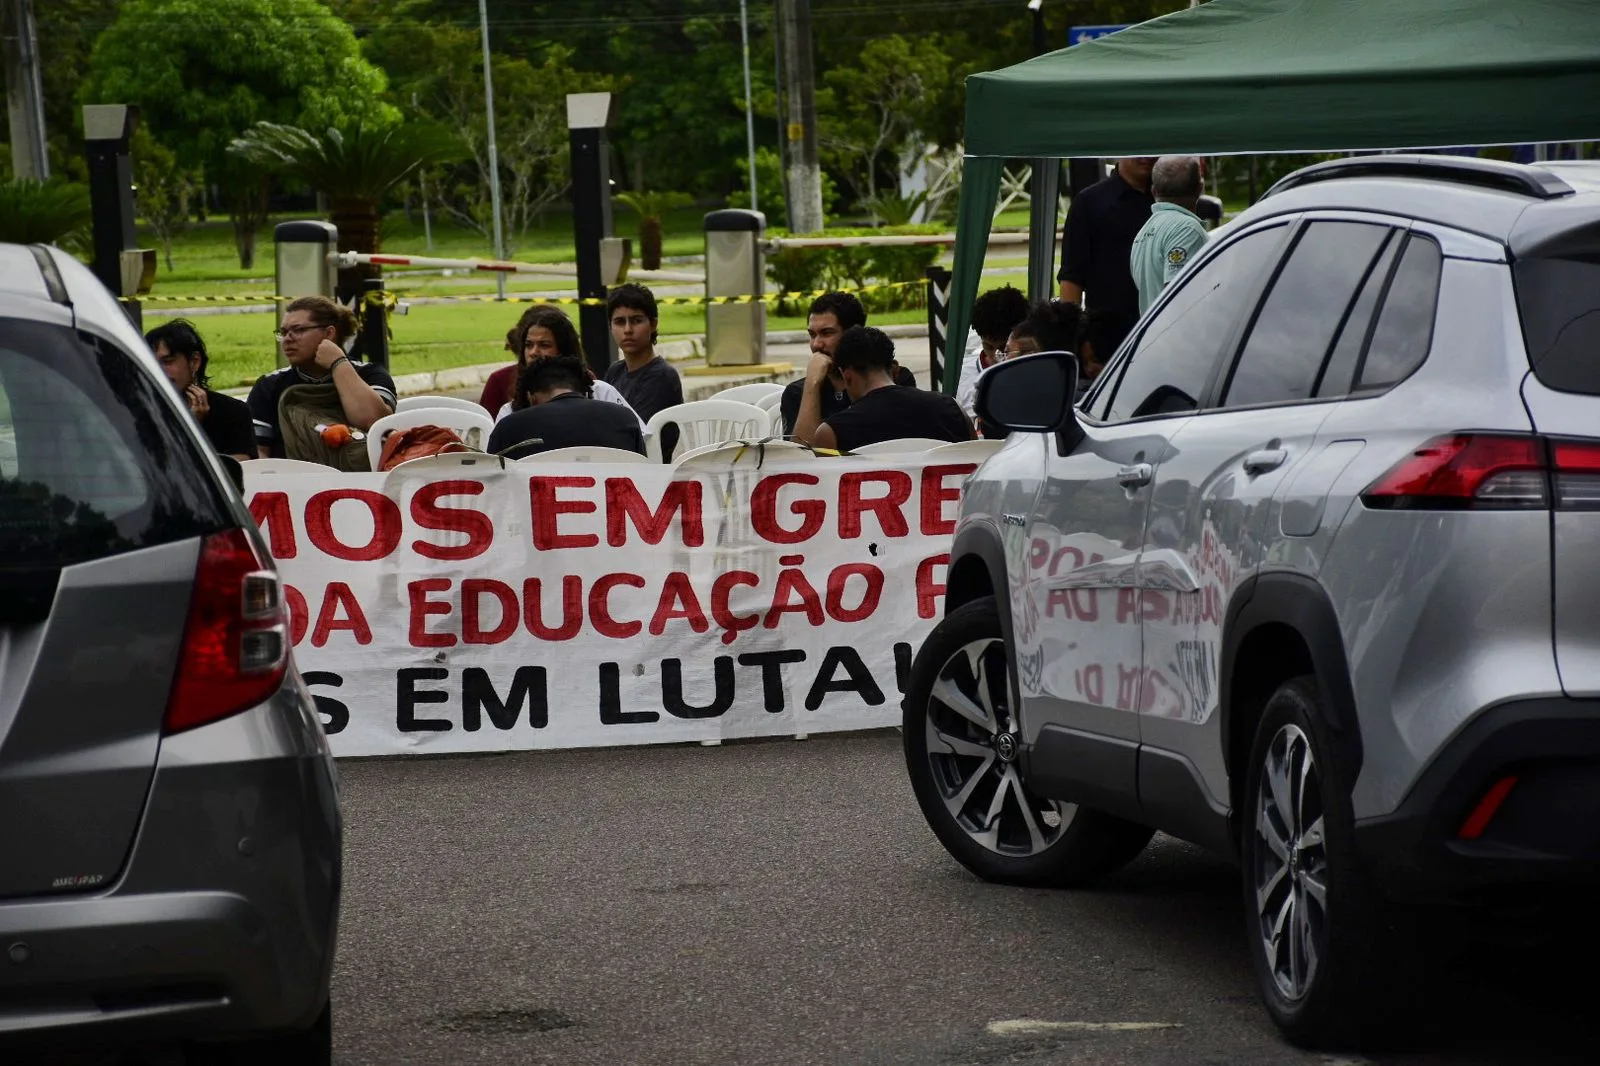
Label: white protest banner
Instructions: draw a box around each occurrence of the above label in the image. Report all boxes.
[244,452,974,757]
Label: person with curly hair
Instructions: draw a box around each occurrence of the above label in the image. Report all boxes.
[145,318,255,461]
[481,305,647,437]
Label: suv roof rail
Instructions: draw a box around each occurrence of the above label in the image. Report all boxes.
[1264,154,1574,201]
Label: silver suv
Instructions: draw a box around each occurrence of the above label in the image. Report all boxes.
[903,156,1600,1048]
[0,245,341,1061]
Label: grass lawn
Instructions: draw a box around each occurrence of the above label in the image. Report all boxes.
[152,269,1028,391]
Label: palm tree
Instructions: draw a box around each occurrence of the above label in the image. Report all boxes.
[0,179,92,249]
[228,121,464,291]
[614,190,693,270]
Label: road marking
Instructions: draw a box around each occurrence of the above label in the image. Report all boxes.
[986,1020,1183,1037]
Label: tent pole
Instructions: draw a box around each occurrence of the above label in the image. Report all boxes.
[1026,159,1062,302]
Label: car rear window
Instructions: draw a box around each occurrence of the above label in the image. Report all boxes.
[1514,255,1600,395]
[0,319,230,578]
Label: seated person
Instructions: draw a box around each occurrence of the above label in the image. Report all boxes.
[602,284,684,423]
[490,305,647,436]
[955,285,1030,421]
[780,291,916,436]
[247,296,395,459]
[976,300,1089,437]
[808,327,973,453]
[144,318,254,461]
[487,355,646,458]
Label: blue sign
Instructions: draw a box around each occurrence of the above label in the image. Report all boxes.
[1069,24,1131,47]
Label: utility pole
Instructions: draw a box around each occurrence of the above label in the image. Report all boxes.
[477,0,507,299]
[1025,0,1060,302]
[739,0,758,213]
[2,0,50,180]
[779,0,823,233]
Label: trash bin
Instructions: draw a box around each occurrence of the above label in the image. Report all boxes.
[704,209,766,367]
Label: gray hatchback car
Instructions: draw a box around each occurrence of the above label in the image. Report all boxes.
[904,156,1600,1047]
[0,244,340,1060]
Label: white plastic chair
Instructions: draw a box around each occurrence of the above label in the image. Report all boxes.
[848,437,957,456]
[673,439,814,469]
[645,399,770,464]
[767,405,787,438]
[924,438,1005,463]
[396,395,489,414]
[754,391,783,413]
[365,408,494,469]
[710,382,784,406]
[245,458,327,475]
[522,446,650,464]
[386,452,507,474]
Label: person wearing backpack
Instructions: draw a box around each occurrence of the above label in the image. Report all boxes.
[248,296,396,463]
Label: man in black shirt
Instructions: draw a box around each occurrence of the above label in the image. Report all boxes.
[602,284,683,423]
[784,291,917,438]
[489,355,646,458]
[144,319,255,461]
[1057,157,1156,362]
[811,327,972,453]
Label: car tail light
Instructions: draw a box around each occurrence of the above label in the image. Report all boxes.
[1550,439,1600,510]
[1458,775,1518,840]
[1362,434,1548,510]
[164,528,288,734]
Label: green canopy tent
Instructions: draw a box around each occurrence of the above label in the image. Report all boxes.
[944,0,1600,393]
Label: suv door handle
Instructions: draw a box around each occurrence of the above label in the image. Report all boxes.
[1243,449,1288,475]
[1116,462,1153,488]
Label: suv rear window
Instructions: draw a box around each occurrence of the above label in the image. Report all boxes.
[1515,255,1600,395]
[0,319,229,577]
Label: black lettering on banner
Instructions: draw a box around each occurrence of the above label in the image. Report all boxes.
[736,650,808,713]
[397,667,452,732]
[893,642,913,696]
[302,670,349,735]
[661,657,735,720]
[462,667,548,731]
[598,662,660,725]
[804,646,885,711]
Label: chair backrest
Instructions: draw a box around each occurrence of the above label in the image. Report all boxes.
[396,395,489,414]
[767,405,786,438]
[711,382,784,406]
[754,391,783,413]
[848,437,958,456]
[645,399,770,463]
[245,457,328,475]
[523,445,650,464]
[385,452,507,474]
[673,439,814,468]
[924,438,1005,463]
[365,408,494,469]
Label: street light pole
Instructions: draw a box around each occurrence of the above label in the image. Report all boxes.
[477,0,507,299]
[1024,0,1060,302]
[739,0,759,213]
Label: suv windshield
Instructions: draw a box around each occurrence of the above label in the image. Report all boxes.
[1514,254,1600,395]
[0,319,229,618]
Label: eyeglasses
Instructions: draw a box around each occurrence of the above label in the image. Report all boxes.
[273,324,325,341]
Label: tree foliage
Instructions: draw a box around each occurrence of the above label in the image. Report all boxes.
[131,128,198,271]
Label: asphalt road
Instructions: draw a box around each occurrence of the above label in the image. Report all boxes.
[327,732,1600,1066]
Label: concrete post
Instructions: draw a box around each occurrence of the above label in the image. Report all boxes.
[273,220,337,368]
[704,209,766,367]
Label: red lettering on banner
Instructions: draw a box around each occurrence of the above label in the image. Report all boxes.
[523,576,583,641]
[462,578,519,644]
[1072,589,1099,621]
[408,578,456,648]
[311,582,372,647]
[605,479,704,547]
[412,481,494,561]
[1049,546,1085,577]
[1046,588,1072,618]
[529,476,599,550]
[838,470,912,539]
[711,571,761,645]
[589,573,646,638]
[249,492,297,559]
[750,473,824,544]
[764,557,825,627]
[916,553,949,619]
[285,583,309,645]
[825,563,884,623]
[919,464,976,536]
[305,489,401,561]
[650,571,710,634]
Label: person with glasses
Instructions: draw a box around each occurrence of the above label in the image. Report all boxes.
[246,296,396,459]
[954,285,1030,421]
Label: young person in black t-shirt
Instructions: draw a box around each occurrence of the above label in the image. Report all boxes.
[602,284,683,423]
[782,291,918,438]
[809,327,972,454]
[488,355,645,458]
[144,319,255,461]
[247,296,397,459]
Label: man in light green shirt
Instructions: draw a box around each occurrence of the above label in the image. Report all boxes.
[1129,156,1210,315]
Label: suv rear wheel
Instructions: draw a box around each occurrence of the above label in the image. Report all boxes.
[1243,678,1421,1048]
[903,597,1153,887]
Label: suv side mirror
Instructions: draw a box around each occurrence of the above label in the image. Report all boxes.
[975,351,1079,434]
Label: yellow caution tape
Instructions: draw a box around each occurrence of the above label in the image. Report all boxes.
[127,280,924,308]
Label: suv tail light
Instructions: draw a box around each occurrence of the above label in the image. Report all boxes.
[1362,434,1600,511]
[164,528,288,734]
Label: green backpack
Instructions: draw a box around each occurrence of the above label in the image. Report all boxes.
[276,382,373,471]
